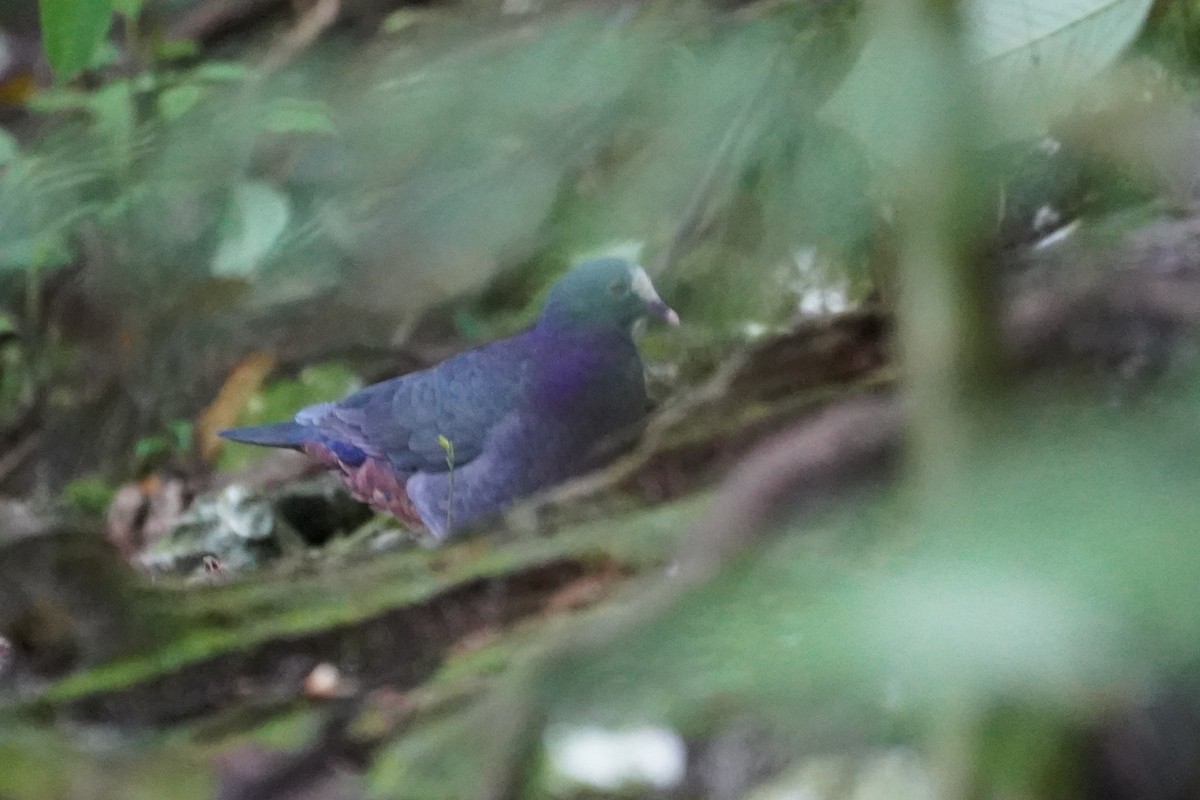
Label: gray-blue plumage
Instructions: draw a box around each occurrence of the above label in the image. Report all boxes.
[220,257,678,538]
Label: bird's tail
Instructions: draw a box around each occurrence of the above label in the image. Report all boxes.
[219,421,309,449]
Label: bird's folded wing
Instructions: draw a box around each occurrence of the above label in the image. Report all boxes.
[297,337,532,474]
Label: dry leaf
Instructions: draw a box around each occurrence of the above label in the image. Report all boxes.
[197,351,277,462]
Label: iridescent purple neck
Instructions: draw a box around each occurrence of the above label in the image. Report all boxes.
[527,322,637,408]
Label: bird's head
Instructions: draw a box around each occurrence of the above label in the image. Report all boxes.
[538,257,679,333]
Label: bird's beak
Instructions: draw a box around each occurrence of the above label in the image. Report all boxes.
[648,300,681,326]
[631,266,681,326]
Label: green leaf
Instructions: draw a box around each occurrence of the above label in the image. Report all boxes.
[110,0,143,17]
[87,81,135,163]
[133,434,169,459]
[965,0,1154,86]
[825,0,1155,148]
[212,181,291,277]
[381,9,422,34]
[169,420,194,451]
[969,0,1154,138]
[191,61,251,83]
[62,476,117,516]
[38,0,114,81]
[89,39,121,69]
[26,87,93,113]
[0,130,18,167]
[157,84,207,121]
[154,38,199,61]
[259,98,336,135]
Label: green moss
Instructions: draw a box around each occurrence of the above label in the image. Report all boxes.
[0,722,213,800]
[34,497,699,706]
[368,708,495,800]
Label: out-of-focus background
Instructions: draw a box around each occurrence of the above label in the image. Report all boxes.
[4,0,1200,797]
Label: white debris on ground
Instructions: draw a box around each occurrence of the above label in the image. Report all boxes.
[793,247,851,318]
[545,724,687,793]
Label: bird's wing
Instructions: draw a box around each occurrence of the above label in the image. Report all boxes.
[296,335,534,473]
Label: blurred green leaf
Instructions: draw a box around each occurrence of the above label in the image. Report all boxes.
[26,87,94,113]
[38,0,114,81]
[89,38,121,70]
[191,61,251,83]
[212,181,291,277]
[0,130,18,167]
[157,84,207,121]
[154,38,200,61]
[543,385,1200,738]
[110,0,143,17]
[381,9,422,34]
[169,420,194,452]
[827,0,1156,148]
[968,0,1155,139]
[259,98,336,135]
[62,476,117,516]
[88,81,136,165]
[965,0,1154,86]
[133,434,170,460]
[0,154,92,272]
[129,418,196,467]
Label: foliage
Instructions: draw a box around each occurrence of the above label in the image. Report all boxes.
[60,475,118,516]
[6,0,1200,798]
[132,419,193,468]
[38,0,116,81]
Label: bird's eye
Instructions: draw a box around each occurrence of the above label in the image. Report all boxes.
[608,279,628,296]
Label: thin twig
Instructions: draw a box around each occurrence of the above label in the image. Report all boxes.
[257,0,341,76]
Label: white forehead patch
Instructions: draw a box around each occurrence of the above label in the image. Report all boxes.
[629,265,661,303]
